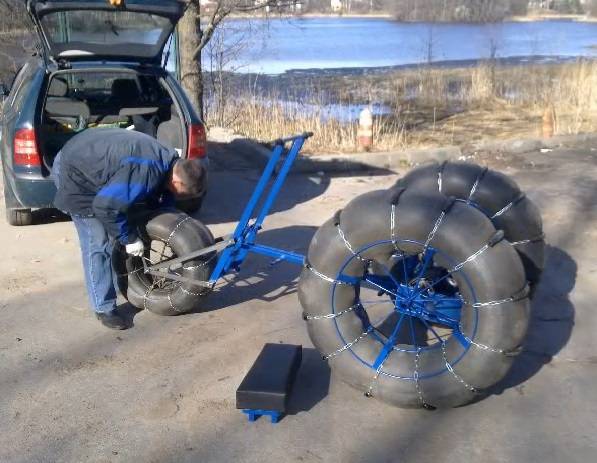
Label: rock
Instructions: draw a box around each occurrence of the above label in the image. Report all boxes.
[404,146,462,164]
[501,139,544,155]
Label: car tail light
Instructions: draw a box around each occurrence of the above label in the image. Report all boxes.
[187,123,207,159]
[14,128,41,167]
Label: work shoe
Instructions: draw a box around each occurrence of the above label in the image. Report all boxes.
[96,310,128,330]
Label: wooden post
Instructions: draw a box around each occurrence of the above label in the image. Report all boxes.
[358,108,373,152]
[542,105,555,139]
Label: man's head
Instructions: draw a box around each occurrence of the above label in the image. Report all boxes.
[167,159,206,199]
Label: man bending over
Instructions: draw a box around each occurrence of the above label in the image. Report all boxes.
[53,128,206,330]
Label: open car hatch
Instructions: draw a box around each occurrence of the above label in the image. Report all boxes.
[27,0,184,65]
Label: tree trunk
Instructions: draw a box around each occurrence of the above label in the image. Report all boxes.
[178,1,204,119]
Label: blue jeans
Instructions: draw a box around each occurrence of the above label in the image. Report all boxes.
[53,152,118,314]
[72,216,118,314]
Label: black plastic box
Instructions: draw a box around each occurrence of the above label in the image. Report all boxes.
[236,344,303,413]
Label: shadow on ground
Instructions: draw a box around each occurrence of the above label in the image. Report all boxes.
[204,139,394,225]
[23,138,396,228]
[209,138,396,175]
[197,225,317,313]
[490,244,576,395]
[31,208,70,225]
[287,347,331,415]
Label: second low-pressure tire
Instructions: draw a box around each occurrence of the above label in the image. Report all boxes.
[395,161,545,294]
[298,186,530,409]
[117,211,216,316]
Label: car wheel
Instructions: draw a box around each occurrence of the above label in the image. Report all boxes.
[6,207,33,226]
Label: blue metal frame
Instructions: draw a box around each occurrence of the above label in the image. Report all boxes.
[148,131,480,388]
[242,409,282,424]
[207,133,312,284]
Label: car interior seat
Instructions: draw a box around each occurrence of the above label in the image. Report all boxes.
[42,77,91,168]
[156,104,185,153]
[45,77,90,127]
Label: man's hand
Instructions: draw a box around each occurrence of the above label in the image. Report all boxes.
[125,239,145,257]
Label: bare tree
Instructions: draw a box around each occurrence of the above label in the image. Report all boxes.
[0,0,28,34]
[425,25,436,64]
[179,0,297,118]
[385,0,530,22]
[204,18,264,126]
[0,0,33,84]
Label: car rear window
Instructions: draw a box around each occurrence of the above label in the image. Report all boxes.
[61,72,167,103]
[70,73,140,98]
[40,10,171,48]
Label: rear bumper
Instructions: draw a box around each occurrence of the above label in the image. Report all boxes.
[6,174,57,210]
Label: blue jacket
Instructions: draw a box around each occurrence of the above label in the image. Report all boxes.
[53,128,177,245]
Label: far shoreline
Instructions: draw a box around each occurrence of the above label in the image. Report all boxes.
[212,55,597,79]
[228,12,597,23]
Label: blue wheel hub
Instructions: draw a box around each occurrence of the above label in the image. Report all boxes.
[332,240,478,380]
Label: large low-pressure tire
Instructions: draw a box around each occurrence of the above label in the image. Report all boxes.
[117,211,216,316]
[394,161,545,293]
[298,186,531,408]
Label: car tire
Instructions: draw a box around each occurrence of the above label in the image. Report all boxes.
[298,186,530,409]
[394,161,545,294]
[115,210,216,316]
[3,180,33,226]
[6,208,33,226]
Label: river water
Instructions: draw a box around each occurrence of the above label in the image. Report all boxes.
[203,17,597,74]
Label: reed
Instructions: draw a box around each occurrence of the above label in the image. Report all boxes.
[206,60,597,153]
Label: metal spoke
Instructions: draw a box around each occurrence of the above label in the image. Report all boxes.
[373,313,405,369]
[418,317,445,345]
[376,260,402,291]
[362,277,399,299]
[143,240,183,291]
[360,299,394,306]
[411,248,435,295]
[418,248,435,280]
[141,256,159,266]
[426,331,451,343]
[431,297,464,308]
[158,240,167,263]
[408,316,417,348]
[414,271,452,298]
[400,253,410,285]
[372,310,402,334]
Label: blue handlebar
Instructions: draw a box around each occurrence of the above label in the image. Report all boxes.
[272,132,314,146]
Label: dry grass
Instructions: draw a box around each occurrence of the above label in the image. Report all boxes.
[206,60,597,154]
[208,93,409,153]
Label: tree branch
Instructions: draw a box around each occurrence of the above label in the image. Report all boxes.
[186,0,298,59]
